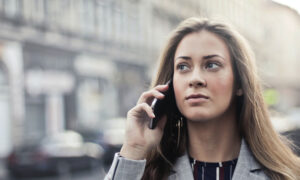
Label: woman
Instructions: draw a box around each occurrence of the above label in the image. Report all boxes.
[105,17,300,180]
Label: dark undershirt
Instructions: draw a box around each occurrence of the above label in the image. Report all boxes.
[189,156,238,180]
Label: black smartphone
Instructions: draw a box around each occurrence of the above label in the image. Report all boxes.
[149,80,174,129]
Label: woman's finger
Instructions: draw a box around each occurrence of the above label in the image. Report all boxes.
[132,103,155,119]
[136,89,165,105]
[137,84,169,105]
[154,84,169,91]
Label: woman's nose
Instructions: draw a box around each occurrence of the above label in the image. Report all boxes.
[189,69,207,88]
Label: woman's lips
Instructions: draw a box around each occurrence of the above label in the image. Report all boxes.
[186,94,209,104]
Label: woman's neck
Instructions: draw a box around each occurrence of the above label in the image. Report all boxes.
[187,109,241,162]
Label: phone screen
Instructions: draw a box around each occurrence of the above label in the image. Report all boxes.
[149,80,174,129]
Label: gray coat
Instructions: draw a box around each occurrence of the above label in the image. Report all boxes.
[104,139,270,180]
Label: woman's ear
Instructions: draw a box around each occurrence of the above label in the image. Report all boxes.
[236,88,243,96]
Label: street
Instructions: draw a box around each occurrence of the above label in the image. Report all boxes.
[0,160,108,180]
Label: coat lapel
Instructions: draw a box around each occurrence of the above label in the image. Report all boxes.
[168,153,194,180]
[232,139,268,180]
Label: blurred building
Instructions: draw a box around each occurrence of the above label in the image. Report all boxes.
[262,1,300,110]
[0,0,154,156]
[0,0,299,158]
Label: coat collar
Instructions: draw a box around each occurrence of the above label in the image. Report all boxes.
[232,139,266,180]
[169,139,265,180]
[235,138,262,171]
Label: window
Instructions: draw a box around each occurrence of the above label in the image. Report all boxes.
[4,0,19,18]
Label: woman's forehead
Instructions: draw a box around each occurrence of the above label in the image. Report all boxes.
[174,31,230,62]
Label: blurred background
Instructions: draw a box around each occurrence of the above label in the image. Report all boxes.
[0,0,299,179]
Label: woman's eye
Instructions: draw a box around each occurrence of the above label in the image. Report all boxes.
[177,64,189,71]
[205,62,220,69]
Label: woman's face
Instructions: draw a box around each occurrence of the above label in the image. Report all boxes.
[173,30,235,122]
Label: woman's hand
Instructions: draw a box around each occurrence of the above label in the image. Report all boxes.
[120,84,169,160]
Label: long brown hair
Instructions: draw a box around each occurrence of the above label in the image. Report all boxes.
[142,17,300,180]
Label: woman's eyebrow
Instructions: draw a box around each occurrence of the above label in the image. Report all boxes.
[175,56,191,61]
[175,54,225,61]
[203,54,225,60]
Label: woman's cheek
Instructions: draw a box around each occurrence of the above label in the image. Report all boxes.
[216,77,234,101]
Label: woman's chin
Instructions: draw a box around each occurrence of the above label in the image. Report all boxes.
[184,113,212,122]
[187,117,211,123]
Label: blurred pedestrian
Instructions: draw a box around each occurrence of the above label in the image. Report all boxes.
[104,17,300,180]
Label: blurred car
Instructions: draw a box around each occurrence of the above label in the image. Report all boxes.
[72,118,126,168]
[101,118,126,167]
[6,130,104,177]
[282,128,300,156]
